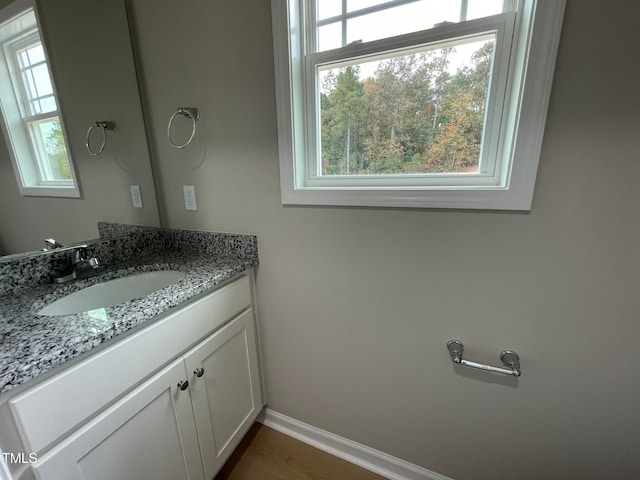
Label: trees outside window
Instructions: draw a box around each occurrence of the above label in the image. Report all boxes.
[319,39,494,176]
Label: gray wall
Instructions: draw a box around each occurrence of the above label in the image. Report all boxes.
[0,0,159,255]
[129,1,640,479]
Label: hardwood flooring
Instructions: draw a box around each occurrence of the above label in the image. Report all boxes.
[214,423,386,480]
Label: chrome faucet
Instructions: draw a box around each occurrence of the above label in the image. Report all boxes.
[53,247,100,284]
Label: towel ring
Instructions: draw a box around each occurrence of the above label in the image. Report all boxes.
[86,121,116,156]
[168,107,199,149]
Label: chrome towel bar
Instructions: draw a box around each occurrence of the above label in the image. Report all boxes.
[447,340,521,377]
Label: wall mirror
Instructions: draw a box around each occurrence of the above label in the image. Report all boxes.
[0,0,160,258]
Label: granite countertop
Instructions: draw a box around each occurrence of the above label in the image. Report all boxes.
[0,229,258,395]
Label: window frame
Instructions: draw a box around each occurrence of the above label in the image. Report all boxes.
[0,0,80,198]
[305,17,513,188]
[271,0,566,210]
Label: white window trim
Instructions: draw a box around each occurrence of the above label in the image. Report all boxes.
[0,0,80,198]
[271,0,566,210]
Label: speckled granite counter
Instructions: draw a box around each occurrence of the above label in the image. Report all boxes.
[0,229,258,395]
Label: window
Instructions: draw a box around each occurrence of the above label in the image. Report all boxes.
[0,1,79,198]
[271,0,566,210]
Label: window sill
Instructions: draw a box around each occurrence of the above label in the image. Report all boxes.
[19,185,81,198]
[280,185,534,211]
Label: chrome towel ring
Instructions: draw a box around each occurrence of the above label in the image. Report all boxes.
[86,121,116,156]
[168,107,199,149]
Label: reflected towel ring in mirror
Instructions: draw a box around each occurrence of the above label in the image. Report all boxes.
[86,121,117,156]
[168,107,199,149]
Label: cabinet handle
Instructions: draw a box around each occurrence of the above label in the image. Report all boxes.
[177,380,189,391]
[194,368,205,378]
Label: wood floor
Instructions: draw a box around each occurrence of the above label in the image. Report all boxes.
[214,423,386,480]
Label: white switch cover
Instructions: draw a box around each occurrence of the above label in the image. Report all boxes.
[183,185,197,210]
[130,185,143,208]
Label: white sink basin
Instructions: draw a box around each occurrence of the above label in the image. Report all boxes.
[38,271,185,316]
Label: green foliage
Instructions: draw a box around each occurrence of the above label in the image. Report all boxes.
[320,42,494,176]
[45,121,72,180]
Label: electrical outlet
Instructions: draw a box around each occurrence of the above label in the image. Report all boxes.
[183,185,197,210]
[130,185,143,208]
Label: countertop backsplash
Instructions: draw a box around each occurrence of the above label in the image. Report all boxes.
[0,226,258,296]
[0,226,258,295]
[97,221,160,239]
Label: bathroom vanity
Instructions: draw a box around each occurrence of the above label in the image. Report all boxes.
[0,229,264,480]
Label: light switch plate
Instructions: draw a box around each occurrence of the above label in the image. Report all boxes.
[130,185,143,208]
[183,185,197,210]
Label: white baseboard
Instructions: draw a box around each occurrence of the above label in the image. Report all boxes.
[257,409,454,480]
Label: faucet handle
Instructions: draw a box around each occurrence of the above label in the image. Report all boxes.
[72,248,87,264]
[88,257,100,268]
[44,238,64,250]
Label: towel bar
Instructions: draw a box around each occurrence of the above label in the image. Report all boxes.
[447,340,521,377]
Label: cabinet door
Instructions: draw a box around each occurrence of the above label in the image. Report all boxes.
[33,360,205,480]
[184,309,263,478]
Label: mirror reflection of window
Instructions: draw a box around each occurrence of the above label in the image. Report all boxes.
[0,4,79,197]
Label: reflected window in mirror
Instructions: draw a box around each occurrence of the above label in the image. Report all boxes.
[0,1,79,198]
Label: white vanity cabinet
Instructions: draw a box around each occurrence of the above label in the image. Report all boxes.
[4,272,264,480]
